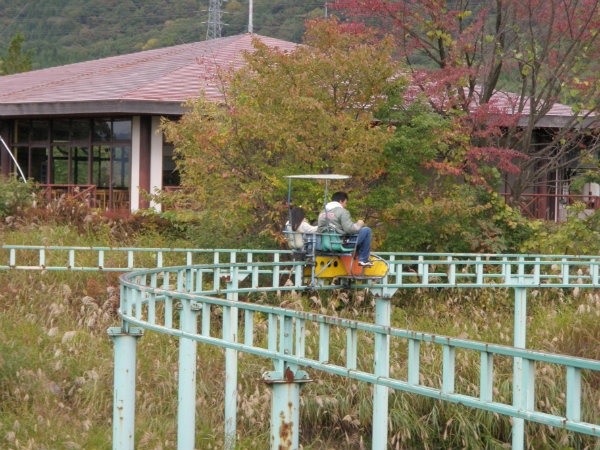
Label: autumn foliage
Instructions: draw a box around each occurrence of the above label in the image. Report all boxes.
[163,18,406,240]
[332,0,600,196]
[162,16,544,251]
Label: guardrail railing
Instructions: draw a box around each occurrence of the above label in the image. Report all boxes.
[2,246,599,450]
[0,245,284,272]
[3,245,600,287]
[114,255,599,450]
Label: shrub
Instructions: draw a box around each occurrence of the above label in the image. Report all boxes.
[520,202,600,255]
[380,185,534,253]
[0,175,35,220]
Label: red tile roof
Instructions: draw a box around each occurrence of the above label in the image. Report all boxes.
[0,33,587,129]
[0,34,299,117]
[484,89,591,128]
[403,83,590,129]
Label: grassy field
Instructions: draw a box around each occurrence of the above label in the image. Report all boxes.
[1,227,599,449]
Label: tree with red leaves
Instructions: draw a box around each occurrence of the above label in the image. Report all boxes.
[331,0,600,204]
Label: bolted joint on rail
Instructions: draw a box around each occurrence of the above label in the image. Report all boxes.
[261,367,312,385]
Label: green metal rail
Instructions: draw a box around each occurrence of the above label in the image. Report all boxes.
[0,245,283,271]
[3,245,600,288]
[2,246,599,450]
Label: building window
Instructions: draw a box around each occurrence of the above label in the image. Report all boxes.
[9,118,132,189]
[162,141,180,187]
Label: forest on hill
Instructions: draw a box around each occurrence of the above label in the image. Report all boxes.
[0,0,326,70]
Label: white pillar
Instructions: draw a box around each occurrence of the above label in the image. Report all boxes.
[130,116,141,212]
[149,116,163,212]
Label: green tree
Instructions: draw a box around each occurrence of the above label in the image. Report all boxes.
[0,33,32,75]
[162,17,407,243]
[363,97,534,253]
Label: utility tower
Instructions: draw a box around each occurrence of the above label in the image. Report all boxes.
[206,0,225,40]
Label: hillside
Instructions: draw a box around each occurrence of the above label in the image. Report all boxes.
[0,0,326,70]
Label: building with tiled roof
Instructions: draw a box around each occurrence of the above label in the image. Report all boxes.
[0,34,298,211]
[0,33,590,218]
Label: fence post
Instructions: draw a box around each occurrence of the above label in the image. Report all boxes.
[372,296,391,450]
[262,313,311,449]
[108,326,144,450]
[512,287,528,450]
[224,268,240,450]
[177,300,200,450]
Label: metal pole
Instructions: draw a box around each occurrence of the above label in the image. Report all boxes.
[372,297,391,449]
[269,379,302,449]
[108,326,143,450]
[512,287,527,450]
[263,314,311,449]
[177,301,199,450]
[248,0,253,33]
[224,269,239,449]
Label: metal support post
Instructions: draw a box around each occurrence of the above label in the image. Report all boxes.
[108,326,144,450]
[262,311,311,450]
[224,269,240,449]
[262,369,311,450]
[177,301,200,450]
[372,296,391,450]
[512,287,527,450]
